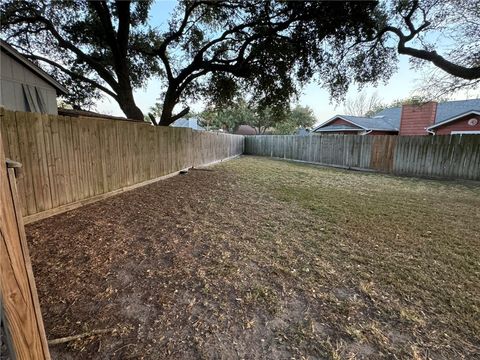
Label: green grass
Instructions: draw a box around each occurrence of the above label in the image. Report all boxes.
[216,156,480,358]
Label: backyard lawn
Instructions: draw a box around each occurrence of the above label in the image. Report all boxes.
[26,156,480,359]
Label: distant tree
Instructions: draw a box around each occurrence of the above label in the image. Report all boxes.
[343,92,384,117]
[146,102,164,124]
[274,106,317,134]
[197,108,218,131]
[198,100,255,133]
[244,107,285,135]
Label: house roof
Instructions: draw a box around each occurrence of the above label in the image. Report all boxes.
[0,39,68,94]
[434,99,480,124]
[313,114,399,133]
[295,127,311,136]
[314,124,363,132]
[58,108,144,122]
[235,125,257,135]
[313,99,480,133]
[170,117,204,130]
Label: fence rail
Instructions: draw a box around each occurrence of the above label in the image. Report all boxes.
[0,109,244,221]
[245,134,480,180]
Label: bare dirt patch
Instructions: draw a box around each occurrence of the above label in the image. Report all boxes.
[26,156,480,359]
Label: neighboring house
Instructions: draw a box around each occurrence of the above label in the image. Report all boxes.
[58,108,144,122]
[295,127,311,136]
[170,117,204,130]
[0,39,67,115]
[313,99,480,136]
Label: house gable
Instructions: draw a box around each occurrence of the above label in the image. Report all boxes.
[1,51,59,114]
[329,118,363,129]
[313,116,365,133]
[430,112,480,135]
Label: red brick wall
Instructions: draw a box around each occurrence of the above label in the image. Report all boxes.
[434,114,480,135]
[399,102,437,136]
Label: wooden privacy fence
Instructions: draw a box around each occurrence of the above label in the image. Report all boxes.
[1,130,51,359]
[0,108,244,223]
[245,134,480,180]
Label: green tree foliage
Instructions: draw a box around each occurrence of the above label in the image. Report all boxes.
[4,1,474,125]
[198,100,254,132]
[1,0,392,124]
[246,107,286,135]
[274,106,317,135]
[198,101,315,135]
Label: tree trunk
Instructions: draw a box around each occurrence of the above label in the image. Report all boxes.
[117,90,144,121]
[158,88,189,127]
[159,100,175,127]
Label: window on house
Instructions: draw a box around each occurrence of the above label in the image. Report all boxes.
[22,84,47,113]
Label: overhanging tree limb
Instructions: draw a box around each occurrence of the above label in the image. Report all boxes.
[22,53,118,99]
[380,0,480,80]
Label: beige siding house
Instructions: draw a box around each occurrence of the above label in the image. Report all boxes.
[0,40,67,114]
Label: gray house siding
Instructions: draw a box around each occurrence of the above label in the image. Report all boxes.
[0,50,58,114]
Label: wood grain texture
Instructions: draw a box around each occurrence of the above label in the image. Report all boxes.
[0,124,51,359]
[0,110,244,219]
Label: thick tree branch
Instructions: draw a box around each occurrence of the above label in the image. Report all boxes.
[376,1,480,81]
[170,107,190,123]
[4,13,119,88]
[396,43,480,80]
[381,22,480,80]
[158,1,205,51]
[89,1,119,57]
[23,53,118,99]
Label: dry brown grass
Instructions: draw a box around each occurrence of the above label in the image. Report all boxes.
[27,156,480,359]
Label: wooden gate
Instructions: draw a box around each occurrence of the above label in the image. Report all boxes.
[370,136,397,172]
[0,124,50,359]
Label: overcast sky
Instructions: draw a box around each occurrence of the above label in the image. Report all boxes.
[95,1,479,126]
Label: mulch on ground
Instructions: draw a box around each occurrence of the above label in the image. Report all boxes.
[26,156,480,359]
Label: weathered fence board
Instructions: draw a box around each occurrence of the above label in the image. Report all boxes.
[1,109,244,222]
[245,134,480,180]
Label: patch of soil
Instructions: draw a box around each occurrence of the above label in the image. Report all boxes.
[25,157,480,359]
[27,163,316,359]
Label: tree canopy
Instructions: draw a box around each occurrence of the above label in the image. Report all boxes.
[1,1,477,124]
[198,100,254,133]
[1,0,391,124]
